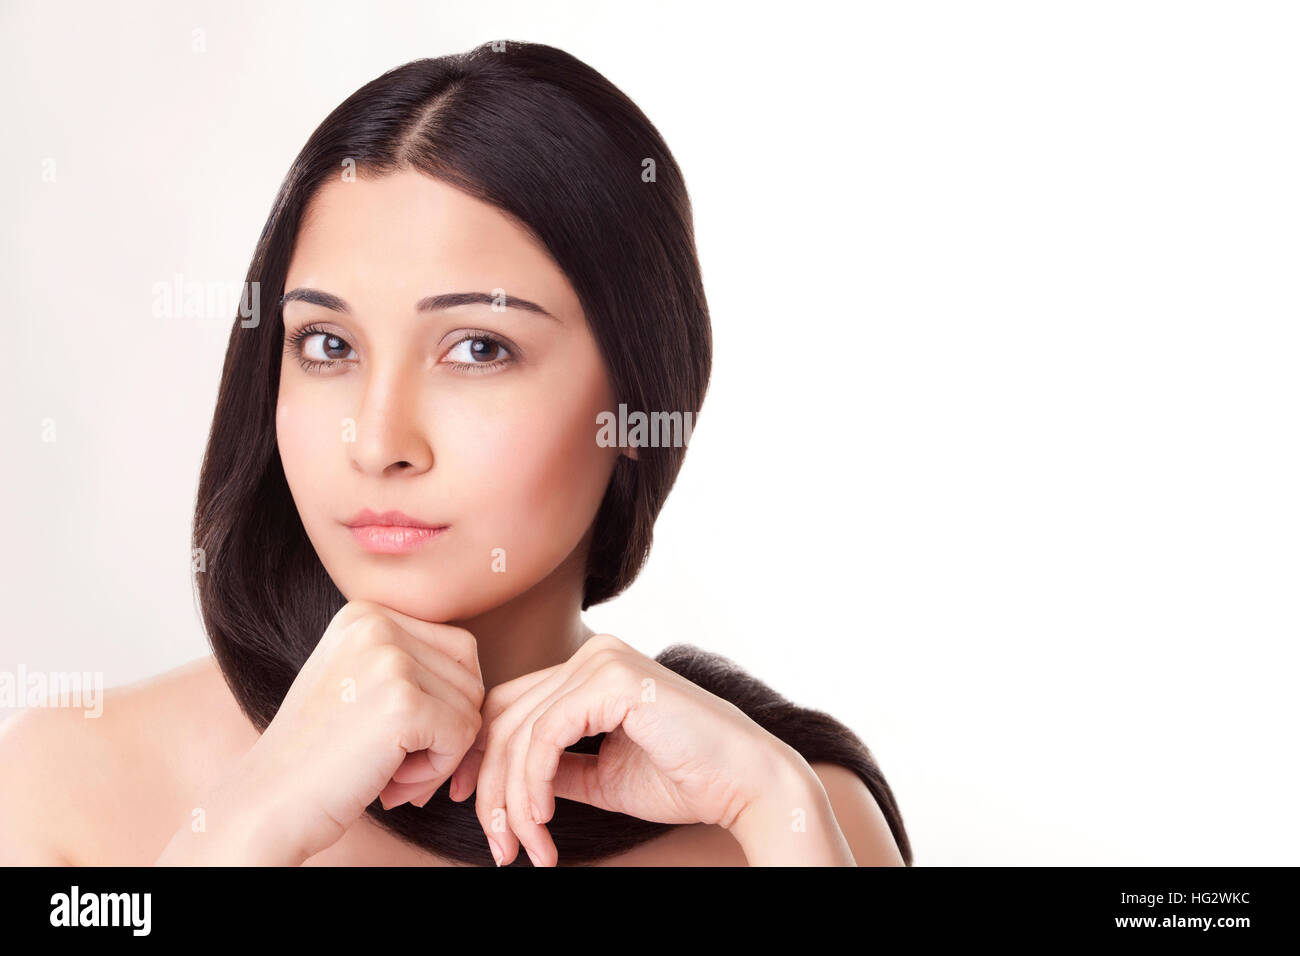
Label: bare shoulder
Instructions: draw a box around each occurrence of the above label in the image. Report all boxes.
[653,644,908,866]
[807,761,906,865]
[0,655,252,865]
[595,822,750,866]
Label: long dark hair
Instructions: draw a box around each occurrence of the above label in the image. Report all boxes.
[193,40,912,865]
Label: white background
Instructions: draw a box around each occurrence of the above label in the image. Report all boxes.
[2,0,1296,865]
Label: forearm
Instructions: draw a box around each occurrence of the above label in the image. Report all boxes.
[727,744,856,866]
[154,764,313,866]
[154,809,308,865]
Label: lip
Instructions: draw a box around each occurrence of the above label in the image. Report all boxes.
[345,509,445,530]
[344,510,449,555]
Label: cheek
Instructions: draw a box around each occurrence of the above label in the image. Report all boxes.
[276,385,342,519]
[447,365,618,565]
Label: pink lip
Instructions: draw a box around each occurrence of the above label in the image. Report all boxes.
[346,509,444,529]
[349,525,447,554]
[344,510,449,555]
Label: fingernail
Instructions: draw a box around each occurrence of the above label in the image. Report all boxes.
[489,838,503,867]
[530,801,542,825]
[412,792,432,808]
[525,845,541,867]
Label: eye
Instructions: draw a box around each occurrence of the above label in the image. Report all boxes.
[443,332,514,371]
[301,331,355,362]
[285,324,357,373]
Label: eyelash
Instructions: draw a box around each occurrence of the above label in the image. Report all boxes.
[284,324,515,375]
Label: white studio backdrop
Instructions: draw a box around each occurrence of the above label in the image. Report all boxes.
[2,0,1296,866]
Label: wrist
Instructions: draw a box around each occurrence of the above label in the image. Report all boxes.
[728,740,821,837]
[219,786,313,866]
[223,749,325,865]
[155,794,307,866]
[188,751,317,865]
[726,741,854,866]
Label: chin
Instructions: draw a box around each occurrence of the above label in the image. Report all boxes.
[342,573,467,622]
[329,563,509,624]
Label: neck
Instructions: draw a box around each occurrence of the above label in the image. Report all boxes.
[448,541,595,690]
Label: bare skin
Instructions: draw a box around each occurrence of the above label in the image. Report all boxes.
[0,655,900,866]
[0,170,905,867]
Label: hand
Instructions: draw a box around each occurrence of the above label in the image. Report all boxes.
[220,599,485,863]
[448,634,796,866]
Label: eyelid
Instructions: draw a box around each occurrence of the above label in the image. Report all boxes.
[438,326,517,349]
[438,328,521,363]
[285,320,349,347]
[283,323,358,377]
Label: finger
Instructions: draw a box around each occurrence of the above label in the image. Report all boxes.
[369,604,484,688]
[409,758,478,808]
[447,747,484,801]
[482,663,563,725]
[381,682,477,810]
[479,634,622,727]
[386,662,480,787]
[522,669,636,828]
[403,753,477,810]
[391,748,444,785]
[503,651,640,866]
[499,653,630,866]
[380,777,441,810]
[413,773,455,808]
[473,665,576,864]
[475,722,520,863]
[380,622,485,709]
[505,718,559,866]
[448,664,557,802]
[549,751,616,812]
[468,637,617,863]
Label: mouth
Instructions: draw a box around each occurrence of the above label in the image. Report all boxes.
[343,509,449,555]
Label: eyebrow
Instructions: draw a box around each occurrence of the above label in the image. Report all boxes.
[279,288,559,320]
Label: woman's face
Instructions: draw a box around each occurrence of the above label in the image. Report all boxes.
[276,169,621,622]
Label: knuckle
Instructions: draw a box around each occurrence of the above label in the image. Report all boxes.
[601,656,639,684]
[368,642,411,677]
[439,624,479,665]
[507,800,532,832]
[469,679,487,707]
[456,709,482,747]
[327,603,354,631]
[587,647,624,672]
[483,718,508,751]
[335,599,375,625]
[504,723,527,754]
[475,800,499,834]
[463,702,484,731]
[577,633,627,663]
[347,613,393,646]
[380,679,422,719]
[531,708,556,743]
[590,632,627,652]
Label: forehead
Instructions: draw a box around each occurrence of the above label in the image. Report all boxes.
[285,168,581,321]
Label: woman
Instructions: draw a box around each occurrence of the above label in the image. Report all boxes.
[0,40,911,867]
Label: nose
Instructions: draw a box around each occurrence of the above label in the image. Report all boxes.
[347,365,433,477]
